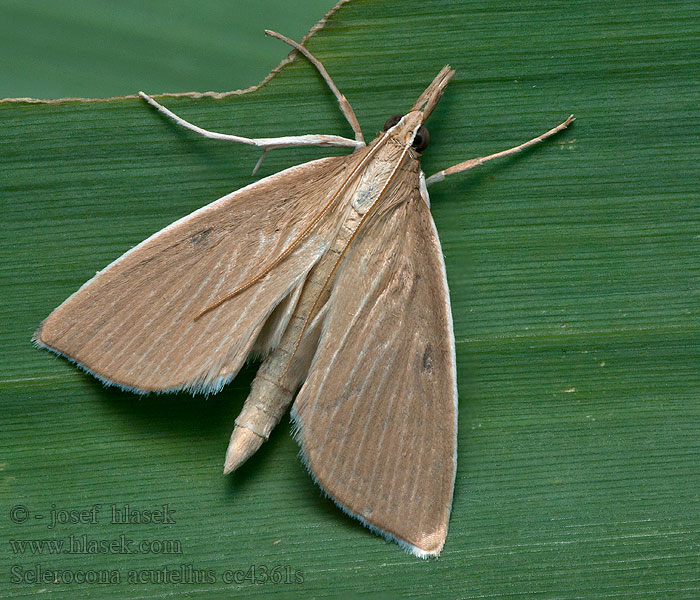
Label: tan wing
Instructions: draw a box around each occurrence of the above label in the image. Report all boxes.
[291,180,457,558]
[34,154,361,394]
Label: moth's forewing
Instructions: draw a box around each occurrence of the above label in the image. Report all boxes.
[34,155,362,394]
[291,166,457,558]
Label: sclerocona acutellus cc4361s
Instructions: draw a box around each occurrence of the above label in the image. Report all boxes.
[34,30,574,558]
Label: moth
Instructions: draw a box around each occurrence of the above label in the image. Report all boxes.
[33,31,573,558]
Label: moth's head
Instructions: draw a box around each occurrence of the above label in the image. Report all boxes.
[382,65,455,153]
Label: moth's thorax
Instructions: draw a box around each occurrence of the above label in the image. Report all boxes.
[387,110,424,146]
[348,133,420,214]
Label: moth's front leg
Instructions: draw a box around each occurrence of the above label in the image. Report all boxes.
[139,91,360,153]
[425,115,574,186]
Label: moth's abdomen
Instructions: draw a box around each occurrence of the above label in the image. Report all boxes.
[223,376,293,473]
[234,376,294,439]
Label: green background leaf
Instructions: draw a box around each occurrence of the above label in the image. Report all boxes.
[0,0,337,98]
[2,0,698,598]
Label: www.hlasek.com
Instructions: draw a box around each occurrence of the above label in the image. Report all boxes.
[10,534,181,555]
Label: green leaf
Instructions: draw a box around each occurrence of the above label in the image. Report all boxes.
[2,1,699,598]
[0,0,338,98]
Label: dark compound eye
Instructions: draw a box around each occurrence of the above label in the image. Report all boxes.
[383,114,404,130]
[412,125,430,152]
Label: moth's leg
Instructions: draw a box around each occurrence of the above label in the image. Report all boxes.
[425,115,574,186]
[266,30,365,146]
[139,92,361,152]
